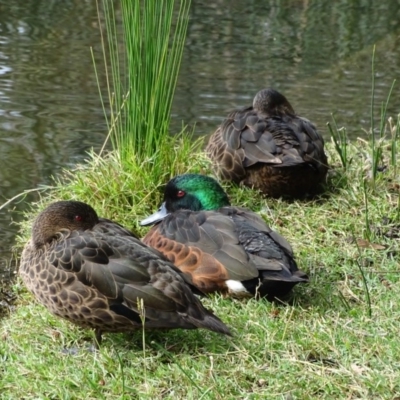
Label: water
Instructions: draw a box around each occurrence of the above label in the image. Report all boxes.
[0,0,399,276]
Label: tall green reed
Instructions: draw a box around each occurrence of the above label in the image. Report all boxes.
[369,46,397,184]
[327,115,349,170]
[97,0,191,164]
[389,114,400,171]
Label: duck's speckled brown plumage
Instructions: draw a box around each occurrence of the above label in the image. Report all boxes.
[206,88,328,198]
[141,174,308,300]
[19,201,231,343]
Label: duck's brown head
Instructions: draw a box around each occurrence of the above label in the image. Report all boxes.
[31,200,99,248]
[253,88,295,117]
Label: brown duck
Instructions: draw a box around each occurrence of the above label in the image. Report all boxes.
[141,174,308,300]
[206,88,328,198]
[19,200,231,344]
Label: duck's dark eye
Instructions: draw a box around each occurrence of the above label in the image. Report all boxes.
[74,215,83,222]
[176,190,185,198]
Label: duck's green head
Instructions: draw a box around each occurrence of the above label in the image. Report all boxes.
[140,174,230,226]
[164,174,230,211]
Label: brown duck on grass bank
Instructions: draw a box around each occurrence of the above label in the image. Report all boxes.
[206,88,328,198]
[19,201,231,346]
[141,174,308,301]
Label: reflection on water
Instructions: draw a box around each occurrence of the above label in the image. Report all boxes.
[173,0,400,135]
[0,0,109,275]
[0,0,399,273]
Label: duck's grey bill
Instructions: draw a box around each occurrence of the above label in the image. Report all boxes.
[140,202,169,226]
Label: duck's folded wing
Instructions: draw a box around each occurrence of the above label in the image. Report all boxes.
[221,110,284,168]
[153,211,259,282]
[218,207,302,275]
[229,207,294,257]
[50,232,178,307]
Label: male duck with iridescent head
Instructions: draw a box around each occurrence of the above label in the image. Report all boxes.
[20,200,231,345]
[206,88,328,198]
[141,174,308,300]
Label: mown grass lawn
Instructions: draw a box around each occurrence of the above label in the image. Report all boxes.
[1,138,400,399]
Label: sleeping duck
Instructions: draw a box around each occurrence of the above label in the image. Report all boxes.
[206,88,328,198]
[19,200,231,345]
[141,174,308,300]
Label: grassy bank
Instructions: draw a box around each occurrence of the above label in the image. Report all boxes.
[1,132,400,398]
[2,0,400,398]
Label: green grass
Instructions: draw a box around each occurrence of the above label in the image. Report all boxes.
[1,135,400,399]
[2,5,400,396]
[12,132,207,242]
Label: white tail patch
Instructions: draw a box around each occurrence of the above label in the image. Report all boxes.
[225,280,249,295]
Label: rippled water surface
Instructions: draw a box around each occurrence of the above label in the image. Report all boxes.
[1,0,399,274]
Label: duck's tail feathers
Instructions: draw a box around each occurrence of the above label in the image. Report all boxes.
[186,310,232,336]
[259,269,309,283]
